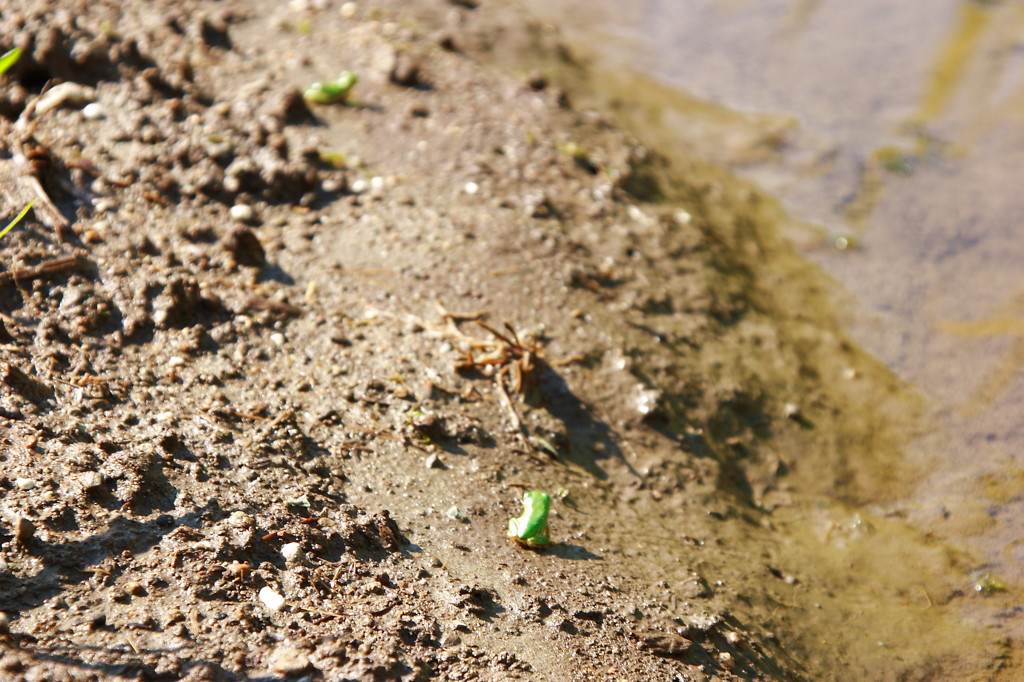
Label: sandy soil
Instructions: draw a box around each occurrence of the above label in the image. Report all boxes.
[0,1,1008,681]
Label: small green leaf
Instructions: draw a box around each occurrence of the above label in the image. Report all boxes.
[0,47,22,77]
[0,201,34,241]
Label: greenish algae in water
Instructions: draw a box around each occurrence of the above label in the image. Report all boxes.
[481,17,1022,679]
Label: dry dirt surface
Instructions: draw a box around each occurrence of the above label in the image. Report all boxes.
[0,1,885,681]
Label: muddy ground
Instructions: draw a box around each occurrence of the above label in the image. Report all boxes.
[0,1,1013,681]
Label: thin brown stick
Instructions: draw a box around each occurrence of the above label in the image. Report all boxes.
[476,320,515,347]
[0,254,88,284]
[229,410,269,422]
[494,371,521,430]
[435,300,488,322]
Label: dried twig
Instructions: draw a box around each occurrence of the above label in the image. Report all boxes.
[0,253,89,285]
[435,300,488,322]
[494,371,522,430]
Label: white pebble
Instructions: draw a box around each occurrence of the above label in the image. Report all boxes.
[78,471,103,489]
[193,540,215,550]
[281,542,304,563]
[350,178,368,194]
[15,478,36,491]
[370,176,385,191]
[464,181,479,195]
[156,411,175,422]
[167,356,185,368]
[674,210,692,225]
[341,2,358,18]
[270,332,286,346]
[446,506,468,522]
[82,102,105,120]
[322,177,345,193]
[259,586,287,611]
[227,511,255,528]
[230,204,255,222]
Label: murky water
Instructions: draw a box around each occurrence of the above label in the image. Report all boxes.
[517,0,1024,670]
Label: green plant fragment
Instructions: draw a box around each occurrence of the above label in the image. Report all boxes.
[0,201,35,241]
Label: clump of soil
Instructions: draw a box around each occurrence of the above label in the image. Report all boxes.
[0,1,1002,681]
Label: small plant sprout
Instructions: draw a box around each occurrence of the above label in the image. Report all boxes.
[0,200,35,241]
[507,490,552,548]
[0,48,40,240]
[0,47,22,76]
[303,71,358,104]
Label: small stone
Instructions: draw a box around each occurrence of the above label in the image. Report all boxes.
[227,511,255,529]
[15,478,36,491]
[124,581,145,596]
[391,54,420,87]
[439,632,461,648]
[259,586,286,611]
[464,181,479,195]
[284,494,312,508]
[632,384,661,416]
[280,542,304,564]
[156,411,175,422]
[350,178,368,194]
[445,506,468,523]
[718,651,736,670]
[270,332,286,347]
[83,102,105,120]
[783,403,801,420]
[223,227,266,267]
[370,176,385,193]
[0,612,9,634]
[639,629,693,659]
[269,647,311,677]
[674,209,692,225]
[322,177,346,193]
[424,453,445,469]
[230,204,255,222]
[79,471,103,489]
[167,356,185,368]
[340,1,358,18]
[14,517,35,543]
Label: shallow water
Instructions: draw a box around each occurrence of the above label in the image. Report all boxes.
[518,0,1024,669]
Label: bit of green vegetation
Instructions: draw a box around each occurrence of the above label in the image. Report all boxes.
[0,47,22,76]
[0,49,33,243]
[319,150,347,169]
[874,145,915,175]
[303,71,358,104]
[556,141,588,159]
[507,491,551,548]
[532,434,558,457]
[975,574,1008,595]
[0,201,35,241]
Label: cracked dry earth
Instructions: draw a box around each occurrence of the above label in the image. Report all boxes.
[0,1,843,681]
